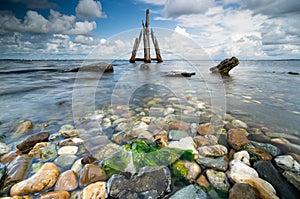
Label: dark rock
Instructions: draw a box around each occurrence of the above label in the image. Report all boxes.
[0,162,6,186]
[66,62,114,73]
[254,160,300,199]
[196,155,228,171]
[210,57,239,76]
[168,184,207,199]
[229,183,257,199]
[107,166,171,199]
[16,132,50,152]
[0,155,31,195]
[164,71,196,77]
[288,72,299,75]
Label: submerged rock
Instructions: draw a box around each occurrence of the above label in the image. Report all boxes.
[16,132,50,152]
[107,166,171,199]
[10,162,59,196]
[81,181,106,199]
[0,142,11,155]
[39,190,70,199]
[168,184,207,199]
[55,170,78,191]
[0,162,6,186]
[13,120,33,136]
[79,164,107,188]
[209,57,239,76]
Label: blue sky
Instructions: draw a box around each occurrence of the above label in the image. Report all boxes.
[0,0,300,60]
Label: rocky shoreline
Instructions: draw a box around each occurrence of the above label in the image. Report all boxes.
[0,86,300,199]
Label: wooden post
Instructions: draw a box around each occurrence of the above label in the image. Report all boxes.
[130,30,142,63]
[151,28,163,63]
[143,9,151,63]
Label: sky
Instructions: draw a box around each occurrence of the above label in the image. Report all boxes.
[0,0,299,60]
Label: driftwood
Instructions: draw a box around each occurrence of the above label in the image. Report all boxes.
[210,57,239,76]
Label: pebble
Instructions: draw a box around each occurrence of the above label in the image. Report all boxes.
[71,158,83,175]
[41,144,57,161]
[232,119,248,129]
[228,128,250,150]
[79,164,107,188]
[0,142,11,155]
[197,123,215,135]
[233,151,250,165]
[28,142,49,158]
[274,155,300,173]
[248,147,272,161]
[54,154,78,169]
[81,181,106,199]
[168,130,189,140]
[229,183,257,199]
[16,132,50,152]
[107,166,172,199]
[58,146,78,155]
[206,169,230,191]
[196,155,228,171]
[168,137,198,156]
[196,174,210,188]
[168,121,190,131]
[182,161,201,180]
[198,144,228,157]
[39,190,70,199]
[13,120,32,136]
[282,171,300,191]
[168,184,207,199]
[55,170,78,191]
[251,141,281,156]
[10,162,59,196]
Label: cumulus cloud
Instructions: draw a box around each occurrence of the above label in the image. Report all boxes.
[12,0,56,9]
[136,0,166,6]
[0,10,96,35]
[76,0,106,19]
[163,0,215,18]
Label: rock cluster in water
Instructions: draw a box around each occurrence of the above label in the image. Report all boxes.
[0,85,300,199]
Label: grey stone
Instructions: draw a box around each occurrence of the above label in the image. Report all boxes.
[198,144,228,157]
[107,166,171,199]
[41,144,57,161]
[0,162,6,186]
[229,183,257,199]
[206,169,230,191]
[251,141,281,156]
[169,185,207,199]
[196,155,228,171]
[0,142,10,155]
[283,171,300,191]
[54,154,78,169]
[254,160,300,199]
[169,130,189,140]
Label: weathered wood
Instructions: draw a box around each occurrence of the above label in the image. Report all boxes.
[130,30,142,63]
[151,28,163,63]
[143,9,151,63]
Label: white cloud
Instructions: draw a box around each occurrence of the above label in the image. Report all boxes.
[74,35,95,44]
[136,0,166,6]
[65,21,97,35]
[76,0,106,19]
[174,26,191,38]
[163,0,215,18]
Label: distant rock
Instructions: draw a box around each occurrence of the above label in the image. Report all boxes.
[163,71,196,77]
[210,57,239,76]
[66,62,114,73]
[288,71,299,75]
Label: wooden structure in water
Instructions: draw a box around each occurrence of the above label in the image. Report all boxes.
[130,9,163,63]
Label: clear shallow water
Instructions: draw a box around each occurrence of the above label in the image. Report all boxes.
[0,59,299,140]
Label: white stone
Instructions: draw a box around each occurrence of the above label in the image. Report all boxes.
[58,146,78,155]
[232,119,248,129]
[275,155,300,173]
[228,159,258,181]
[233,151,250,166]
[168,137,198,156]
[102,118,111,127]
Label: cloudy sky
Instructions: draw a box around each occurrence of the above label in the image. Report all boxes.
[0,0,299,59]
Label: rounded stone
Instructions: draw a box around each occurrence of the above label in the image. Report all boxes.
[182,161,201,180]
[28,142,49,158]
[79,164,107,188]
[58,146,78,155]
[16,132,50,152]
[55,170,78,191]
[198,144,228,157]
[233,151,250,166]
[229,183,257,199]
[81,182,106,199]
[228,129,250,150]
[206,169,230,191]
[54,155,78,169]
[10,162,59,196]
[196,174,210,188]
[232,119,248,129]
[197,123,215,135]
[39,190,70,199]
